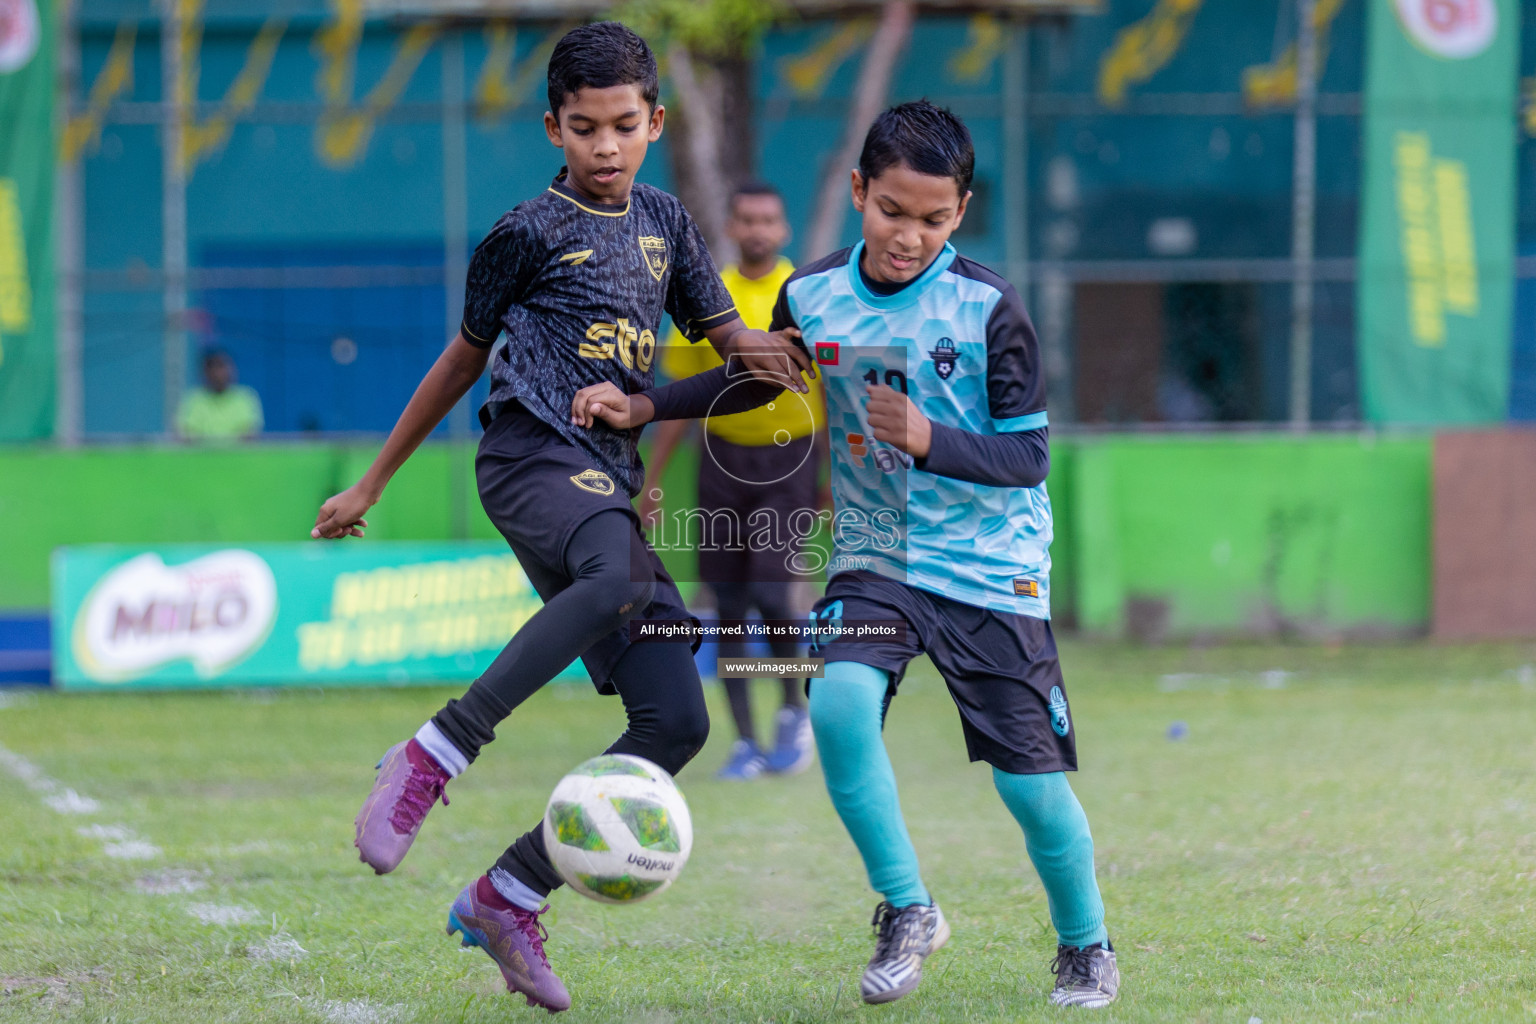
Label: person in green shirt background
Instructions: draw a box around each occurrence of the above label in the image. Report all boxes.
[177,349,264,442]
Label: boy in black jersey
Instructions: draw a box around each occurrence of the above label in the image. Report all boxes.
[312,22,810,1013]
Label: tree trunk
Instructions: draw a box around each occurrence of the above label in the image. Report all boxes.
[716,54,755,189]
[802,0,915,263]
[665,43,732,263]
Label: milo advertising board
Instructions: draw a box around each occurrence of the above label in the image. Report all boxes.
[52,543,579,690]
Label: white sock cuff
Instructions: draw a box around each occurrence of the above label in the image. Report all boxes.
[489,867,547,912]
[414,721,468,777]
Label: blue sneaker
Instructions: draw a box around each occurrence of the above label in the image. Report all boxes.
[715,739,766,780]
[763,706,814,775]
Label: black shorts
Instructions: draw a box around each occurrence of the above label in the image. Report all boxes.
[695,432,820,584]
[477,403,699,694]
[808,570,1076,775]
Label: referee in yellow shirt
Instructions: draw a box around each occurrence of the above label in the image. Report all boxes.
[641,183,825,780]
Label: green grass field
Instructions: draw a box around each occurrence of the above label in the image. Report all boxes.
[3,642,1535,1023]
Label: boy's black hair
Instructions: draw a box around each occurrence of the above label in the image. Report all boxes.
[546,21,660,117]
[730,180,782,206]
[857,100,974,197]
[202,347,231,366]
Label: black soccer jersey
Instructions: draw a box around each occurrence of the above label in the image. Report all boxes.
[461,171,738,496]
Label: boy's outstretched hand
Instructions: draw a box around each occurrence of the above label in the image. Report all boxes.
[572,382,655,430]
[865,383,932,459]
[312,483,375,539]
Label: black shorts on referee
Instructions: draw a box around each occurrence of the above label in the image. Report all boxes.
[808,570,1076,775]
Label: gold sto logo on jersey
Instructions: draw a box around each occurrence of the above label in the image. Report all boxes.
[638,236,668,280]
[581,318,656,371]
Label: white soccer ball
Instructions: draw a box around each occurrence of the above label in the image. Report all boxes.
[542,754,693,904]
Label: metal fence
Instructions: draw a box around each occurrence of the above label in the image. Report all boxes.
[55,0,1536,440]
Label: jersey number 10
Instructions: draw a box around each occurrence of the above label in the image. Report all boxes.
[863,368,909,393]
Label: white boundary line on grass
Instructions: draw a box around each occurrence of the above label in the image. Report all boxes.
[0,742,159,862]
[0,739,312,969]
[0,743,103,815]
[303,999,406,1024]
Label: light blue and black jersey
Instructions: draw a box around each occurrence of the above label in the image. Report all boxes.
[771,241,1052,618]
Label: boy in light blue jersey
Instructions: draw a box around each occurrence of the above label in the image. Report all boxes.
[571,102,1117,1010]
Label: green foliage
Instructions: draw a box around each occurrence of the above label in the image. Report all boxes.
[611,0,788,58]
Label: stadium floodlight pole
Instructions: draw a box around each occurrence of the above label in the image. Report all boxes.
[159,0,189,440]
[1288,0,1318,428]
[55,0,83,446]
[441,27,471,540]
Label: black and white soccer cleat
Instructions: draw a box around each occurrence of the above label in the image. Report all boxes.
[860,900,950,1004]
[1049,940,1119,1008]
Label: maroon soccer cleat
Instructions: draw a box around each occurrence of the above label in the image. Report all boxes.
[353,739,450,874]
[448,877,571,1013]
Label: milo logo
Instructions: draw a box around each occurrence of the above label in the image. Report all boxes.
[72,550,279,683]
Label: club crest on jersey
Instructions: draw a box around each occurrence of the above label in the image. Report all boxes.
[929,338,959,379]
[808,600,844,652]
[1048,685,1070,737]
[570,469,615,496]
[638,236,668,280]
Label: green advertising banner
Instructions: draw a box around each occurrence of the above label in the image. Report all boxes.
[1358,0,1520,424]
[0,0,55,440]
[52,543,586,690]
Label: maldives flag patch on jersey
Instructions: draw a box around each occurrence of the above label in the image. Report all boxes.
[815,341,840,365]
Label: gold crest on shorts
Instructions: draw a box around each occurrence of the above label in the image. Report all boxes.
[570,469,616,495]
[638,236,668,281]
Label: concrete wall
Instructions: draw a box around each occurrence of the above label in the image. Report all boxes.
[1068,434,1432,639]
[1,434,1433,638]
[0,443,479,609]
[1432,430,1536,639]
[0,439,704,610]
